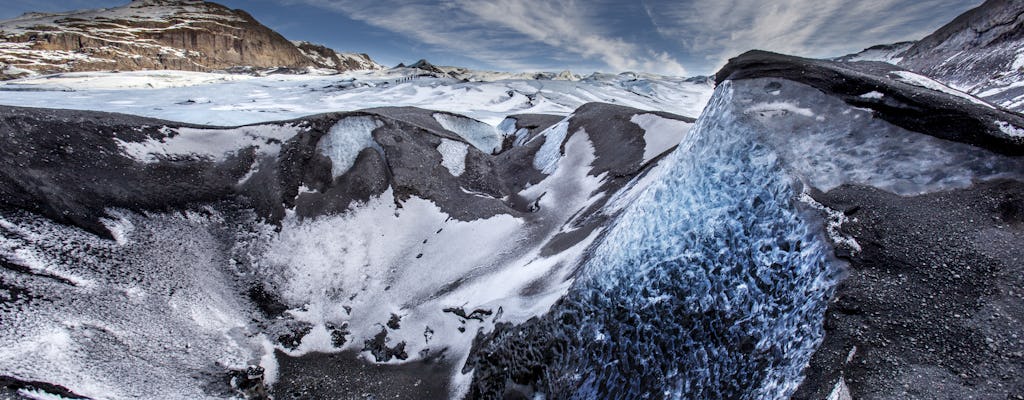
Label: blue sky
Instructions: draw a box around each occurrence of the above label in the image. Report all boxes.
[0,0,983,75]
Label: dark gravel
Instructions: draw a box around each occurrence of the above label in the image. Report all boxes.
[794,179,1024,399]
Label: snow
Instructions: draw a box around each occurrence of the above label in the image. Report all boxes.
[532,119,571,174]
[798,191,862,252]
[316,116,384,178]
[433,112,503,153]
[826,378,853,400]
[859,91,885,99]
[996,120,1024,138]
[116,124,300,164]
[0,208,265,399]
[0,70,255,90]
[0,69,713,126]
[839,42,913,64]
[890,70,996,109]
[436,138,469,176]
[260,127,611,367]
[745,101,815,118]
[1014,51,1024,71]
[629,113,694,164]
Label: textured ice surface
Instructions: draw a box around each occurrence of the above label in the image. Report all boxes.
[316,116,384,178]
[0,70,712,126]
[532,119,571,174]
[629,113,694,164]
[436,139,469,176]
[116,124,300,164]
[574,82,835,398]
[735,78,1024,195]
[433,113,502,153]
[0,208,266,399]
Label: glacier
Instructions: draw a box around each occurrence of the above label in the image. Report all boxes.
[466,81,838,399]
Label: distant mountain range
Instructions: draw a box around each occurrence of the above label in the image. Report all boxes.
[0,0,382,79]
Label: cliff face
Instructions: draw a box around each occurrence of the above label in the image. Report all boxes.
[0,0,382,77]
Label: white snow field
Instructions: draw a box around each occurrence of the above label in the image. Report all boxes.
[0,69,714,126]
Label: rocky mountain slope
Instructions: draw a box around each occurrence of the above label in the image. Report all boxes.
[0,0,382,79]
[898,0,1024,109]
[840,0,1024,112]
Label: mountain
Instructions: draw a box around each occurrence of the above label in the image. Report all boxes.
[0,0,382,79]
[840,0,1024,111]
[395,58,582,82]
[898,0,1024,110]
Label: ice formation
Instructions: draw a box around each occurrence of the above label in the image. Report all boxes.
[436,139,469,176]
[432,113,502,154]
[316,116,384,178]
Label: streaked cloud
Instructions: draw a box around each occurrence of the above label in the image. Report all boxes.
[642,0,983,70]
[288,0,688,75]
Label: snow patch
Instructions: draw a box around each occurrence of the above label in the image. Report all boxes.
[116,124,299,164]
[890,71,995,109]
[436,138,469,176]
[798,191,862,253]
[859,91,884,99]
[316,116,384,178]
[629,113,693,164]
[433,113,502,154]
[996,121,1024,138]
[532,119,571,174]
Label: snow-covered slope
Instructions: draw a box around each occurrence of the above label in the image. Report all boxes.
[896,0,1024,111]
[834,42,915,64]
[0,0,382,77]
[0,68,714,126]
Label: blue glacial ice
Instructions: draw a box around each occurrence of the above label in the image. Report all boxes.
[470,81,838,399]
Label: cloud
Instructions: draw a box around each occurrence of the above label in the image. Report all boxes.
[286,0,687,75]
[642,0,983,71]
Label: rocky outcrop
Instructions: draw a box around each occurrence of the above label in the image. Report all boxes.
[292,41,381,72]
[891,0,1024,110]
[0,0,382,76]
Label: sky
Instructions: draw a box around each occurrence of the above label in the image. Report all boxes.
[0,0,984,76]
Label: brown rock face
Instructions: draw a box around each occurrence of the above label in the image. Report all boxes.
[0,0,381,75]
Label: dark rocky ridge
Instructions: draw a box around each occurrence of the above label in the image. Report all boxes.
[0,0,381,77]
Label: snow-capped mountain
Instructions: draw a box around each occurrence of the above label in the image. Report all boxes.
[0,0,383,79]
[839,0,1024,111]
[394,58,582,82]
[898,0,1024,111]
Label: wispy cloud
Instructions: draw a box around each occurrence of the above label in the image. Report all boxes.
[286,0,687,75]
[642,0,983,70]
